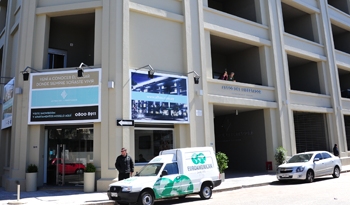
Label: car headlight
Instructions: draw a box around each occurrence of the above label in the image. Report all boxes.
[296,166,305,172]
[122,186,132,192]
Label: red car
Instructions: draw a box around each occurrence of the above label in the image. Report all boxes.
[51,158,85,174]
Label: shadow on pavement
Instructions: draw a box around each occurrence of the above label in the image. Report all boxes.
[224,170,276,179]
[270,176,335,186]
[154,195,205,205]
[0,187,101,201]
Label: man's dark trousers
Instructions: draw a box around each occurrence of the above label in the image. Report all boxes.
[119,173,130,181]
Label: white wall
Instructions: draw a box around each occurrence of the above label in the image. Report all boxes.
[129,11,185,74]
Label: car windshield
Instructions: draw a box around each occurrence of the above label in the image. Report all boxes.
[287,154,313,163]
[137,163,163,176]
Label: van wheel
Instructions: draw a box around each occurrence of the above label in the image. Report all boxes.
[333,166,340,178]
[305,170,314,183]
[138,191,154,205]
[199,184,212,200]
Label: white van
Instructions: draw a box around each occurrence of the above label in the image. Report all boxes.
[107,147,221,205]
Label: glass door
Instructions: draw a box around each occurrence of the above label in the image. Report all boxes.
[46,128,93,186]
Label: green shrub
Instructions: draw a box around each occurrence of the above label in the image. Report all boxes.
[274,147,287,165]
[216,152,229,173]
[85,163,96,173]
[27,164,38,173]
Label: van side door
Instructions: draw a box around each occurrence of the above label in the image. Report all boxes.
[153,163,181,198]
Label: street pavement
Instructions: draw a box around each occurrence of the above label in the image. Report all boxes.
[1,165,349,205]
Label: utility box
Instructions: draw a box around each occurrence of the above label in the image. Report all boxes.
[266,161,273,170]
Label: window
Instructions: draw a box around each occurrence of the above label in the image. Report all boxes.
[315,153,323,160]
[135,129,173,163]
[47,48,67,69]
[322,152,332,159]
[163,163,179,175]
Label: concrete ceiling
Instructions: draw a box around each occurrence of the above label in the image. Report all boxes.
[213,104,258,117]
[338,68,350,76]
[287,55,314,68]
[50,13,95,28]
[281,3,309,22]
[210,35,255,55]
[331,24,348,36]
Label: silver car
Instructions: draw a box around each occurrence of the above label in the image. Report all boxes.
[276,151,342,183]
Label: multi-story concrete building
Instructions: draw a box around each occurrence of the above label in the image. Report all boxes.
[1,0,350,192]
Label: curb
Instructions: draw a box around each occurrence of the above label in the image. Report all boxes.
[213,171,350,194]
[81,200,116,205]
[213,182,273,193]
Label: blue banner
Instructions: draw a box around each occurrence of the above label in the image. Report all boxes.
[31,87,99,107]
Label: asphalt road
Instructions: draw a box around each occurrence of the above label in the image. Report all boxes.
[155,172,350,205]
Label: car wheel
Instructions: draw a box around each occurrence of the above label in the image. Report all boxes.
[332,166,340,178]
[138,191,154,205]
[199,183,212,200]
[75,168,84,174]
[305,170,314,183]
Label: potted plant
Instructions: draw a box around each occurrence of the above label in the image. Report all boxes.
[84,163,96,192]
[26,164,38,192]
[274,147,287,165]
[216,152,229,182]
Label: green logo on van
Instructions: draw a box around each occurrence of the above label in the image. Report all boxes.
[191,153,206,164]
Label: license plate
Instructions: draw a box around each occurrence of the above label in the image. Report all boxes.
[281,174,289,178]
[111,192,118,197]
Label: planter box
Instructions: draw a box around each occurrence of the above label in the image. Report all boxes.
[26,173,37,192]
[84,172,95,192]
[220,172,225,182]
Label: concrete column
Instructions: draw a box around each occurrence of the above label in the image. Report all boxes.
[183,0,199,147]
[264,108,281,171]
[265,0,294,155]
[317,0,348,156]
[5,0,37,192]
[27,125,45,187]
[197,0,212,147]
[33,14,50,69]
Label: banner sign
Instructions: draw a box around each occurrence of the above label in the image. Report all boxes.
[130,70,189,124]
[28,69,101,124]
[2,78,14,129]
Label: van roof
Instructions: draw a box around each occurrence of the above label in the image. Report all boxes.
[149,154,175,164]
[160,146,214,154]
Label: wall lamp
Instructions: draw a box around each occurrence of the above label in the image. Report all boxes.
[135,64,155,79]
[77,62,94,77]
[187,71,200,84]
[21,66,41,81]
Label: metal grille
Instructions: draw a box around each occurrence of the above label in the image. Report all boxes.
[293,112,327,153]
[344,115,350,151]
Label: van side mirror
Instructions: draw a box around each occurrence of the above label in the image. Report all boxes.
[314,158,319,162]
[160,170,168,177]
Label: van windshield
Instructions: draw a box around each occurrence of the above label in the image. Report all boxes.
[137,163,163,176]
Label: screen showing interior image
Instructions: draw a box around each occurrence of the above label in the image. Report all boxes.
[130,71,189,123]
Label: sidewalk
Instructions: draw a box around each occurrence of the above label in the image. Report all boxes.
[1,165,349,205]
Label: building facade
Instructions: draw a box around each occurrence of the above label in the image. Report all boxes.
[1,0,350,192]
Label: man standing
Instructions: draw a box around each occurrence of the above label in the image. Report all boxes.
[333,144,339,157]
[115,148,134,181]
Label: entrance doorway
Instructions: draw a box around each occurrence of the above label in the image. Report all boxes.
[45,127,93,186]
